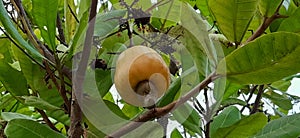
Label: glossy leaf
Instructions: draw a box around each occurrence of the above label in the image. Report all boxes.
[210,106,241,137]
[0,1,43,60]
[209,0,259,43]
[217,32,300,85]
[32,0,58,50]
[278,7,300,33]
[4,119,66,138]
[212,113,267,138]
[258,0,282,17]
[253,113,300,138]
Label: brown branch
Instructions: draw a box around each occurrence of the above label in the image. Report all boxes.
[36,108,60,132]
[240,85,258,112]
[44,61,70,113]
[246,0,287,43]
[250,85,264,114]
[56,13,67,46]
[69,0,98,137]
[106,72,219,138]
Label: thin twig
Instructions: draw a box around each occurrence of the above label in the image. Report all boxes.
[69,0,98,137]
[245,0,287,43]
[250,85,264,114]
[36,108,60,132]
[240,85,258,112]
[68,4,79,23]
[44,61,70,113]
[106,72,219,138]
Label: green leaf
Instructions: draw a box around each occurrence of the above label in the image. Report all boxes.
[253,113,300,138]
[1,112,35,121]
[223,81,243,100]
[158,77,181,107]
[0,62,29,96]
[173,103,202,134]
[171,128,183,138]
[212,113,267,138]
[4,119,66,138]
[0,1,43,60]
[221,98,247,107]
[196,0,213,23]
[32,0,58,50]
[47,110,70,126]
[95,69,113,97]
[210,106,241,137]
[94,10,126,37]
[103,100,129,120]
[121,103,142,119]
[217,32,300,85]
[64,0,77,43]
[258,0,282,17]
[0,94,16,111]
[278,7,300,33]
[152,0,182,28]
[22,96,61,111]
[263,91,292,111]
[208,0,259,43]
[270,80,291,92]
[11,45,46,92]
[181,3,218,67]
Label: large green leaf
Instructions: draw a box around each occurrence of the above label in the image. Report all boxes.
[11,45,45,91]
[0,62,29,96]
[212,113,267,138]
[258,0,282,17]
[253,113,300,138]
[278,7,300,33]
[210,106,241,137]
[208,0,259,43]
[4,119,66,138]
[181,3,218,67]
[32,0,58,50]
[217,32,300,85]
[0,1,43,60]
